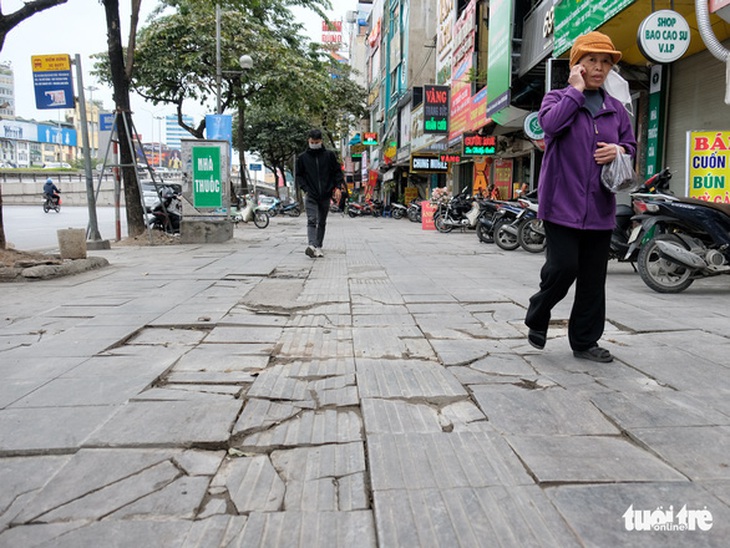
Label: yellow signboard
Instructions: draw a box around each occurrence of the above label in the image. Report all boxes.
[31,54,71,72]
[686,131,730,203]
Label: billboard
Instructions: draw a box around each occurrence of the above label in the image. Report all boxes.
[31,54,75,110]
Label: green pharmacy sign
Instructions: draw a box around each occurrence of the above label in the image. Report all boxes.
[192,146,223,208]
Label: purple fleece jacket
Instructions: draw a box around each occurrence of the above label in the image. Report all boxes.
[537,86,636,230]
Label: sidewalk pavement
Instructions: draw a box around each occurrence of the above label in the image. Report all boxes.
[1,213,729,547]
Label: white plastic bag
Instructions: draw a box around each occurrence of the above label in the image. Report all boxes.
[601,146,638,193]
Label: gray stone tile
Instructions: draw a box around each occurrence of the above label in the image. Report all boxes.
[0,356,85,381]
[182,515,248,547]
[548,482,730,547]
[284,478,337,511]
[270,442,366,481]
[362,398,444,434]
[238,410,363,451]
[220,308,289,327]
[0,379,47,408]
[276,326,353,359]
[131,387,239,402]
[126,326,209,346]
[429,338,509,365]
[9,376,153,407]
[352,312,416,327]
[356,358,467,402]
[173,450,225,476]
[164,371,257,384]
[470,384,619,435]
[591,391,730,429]
[84,400,242,447]
[173,345,271,372]
[204,325,283,344]
[374,486,580,547]
[0,406,119,455]
[368,432,533,490]
[211,455,285,512]
[234,511,375,547]
[629,426,730,481]
[246,368,313,404]
[353,326,434,359]
[506,435,687,483]
[470,353,537,377]
[0,520,191,548]
[61,351,180,379]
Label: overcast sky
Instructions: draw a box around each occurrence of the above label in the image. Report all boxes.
[1,0,335,141]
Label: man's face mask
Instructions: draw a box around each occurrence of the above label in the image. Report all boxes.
[308,140,323,150]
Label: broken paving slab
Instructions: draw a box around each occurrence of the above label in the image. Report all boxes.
[0,406,120,455]
[270,442,366,482]
[287,313,353,328]
[367,432,533,491]
[11,449,185,524]
[211,455,285,513]
[505,435,688,484]
[8,375,154,408]
[353,326,435,360]
[590,391,730,429]
[429,338,511,366]
[132,386,240,402]
[470,384,619,436]
[373,486,580,548]
[547,482,730,547]
[628,425,730,481]
[84,400,242,448]
[233,399,303,438]
[236,510,376,547]
[469,353,537,377]
[183,515,248,545]
[362,398,456,434]
[356,358,467,403]
[125,326,209,346]
[236,409,363,452]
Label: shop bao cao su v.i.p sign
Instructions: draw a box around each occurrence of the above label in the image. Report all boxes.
[192,146,223,208]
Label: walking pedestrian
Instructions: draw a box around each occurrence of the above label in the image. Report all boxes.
[295,129,345,258]
[524,31,636,363]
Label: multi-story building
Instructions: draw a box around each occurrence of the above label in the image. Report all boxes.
[165,114,194,150]
[0,62,14,118]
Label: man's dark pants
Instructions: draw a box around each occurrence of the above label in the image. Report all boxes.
[305,194,331,248]
[525,220,612,351]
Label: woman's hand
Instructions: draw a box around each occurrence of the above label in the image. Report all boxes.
[594,142,625,165]
[568,64,586,92]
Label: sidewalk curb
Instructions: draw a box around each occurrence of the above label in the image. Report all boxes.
[0,256,110,282]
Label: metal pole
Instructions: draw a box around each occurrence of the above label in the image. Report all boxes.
[74,54,102,241]
[216,3,222,114]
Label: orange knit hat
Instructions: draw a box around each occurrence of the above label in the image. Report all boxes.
[569,31,622,67]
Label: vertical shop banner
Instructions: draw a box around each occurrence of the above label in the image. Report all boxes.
[646,65,664,178]
[494,158,514,199]
[686,131,730,203]
[192,146,223,208]
[554,0,635,57]
[423,85,451,134]
[366,169,379,200]
[436,0,455,85]
[486,0,513,123]
[421,201,437,230]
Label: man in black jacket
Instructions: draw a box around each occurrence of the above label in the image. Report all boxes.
[295,129,344,258]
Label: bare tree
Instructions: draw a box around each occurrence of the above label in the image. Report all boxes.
[0,0,68,249]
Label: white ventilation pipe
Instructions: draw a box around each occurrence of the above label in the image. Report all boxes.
[696,0,730,103]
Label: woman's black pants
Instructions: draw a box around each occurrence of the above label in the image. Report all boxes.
[525,220,612,352]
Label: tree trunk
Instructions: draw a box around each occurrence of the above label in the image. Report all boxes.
[0,183,5,250]
[237,101,249,195]
[102,0,145,236]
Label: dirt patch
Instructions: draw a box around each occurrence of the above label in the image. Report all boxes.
[113,231,181,247]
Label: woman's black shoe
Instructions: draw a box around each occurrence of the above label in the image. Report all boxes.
[528,329,547,350]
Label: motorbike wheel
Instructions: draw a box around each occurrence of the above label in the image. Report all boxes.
[476,221,494,244]
[268,208,278,218]
[348,210,357,218]
[253,211,269,229]
[518,219,546,253]
[637,234,694,293]
[290,206,301,217]
[43,201,50,213]
[434,213,453,233]
[493,218,520,251]
[392,208,405,219]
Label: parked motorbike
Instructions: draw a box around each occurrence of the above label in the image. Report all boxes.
[493,191,539,251]
[628,173,730,293]
[347,199,383,218]
[515,196,545,253]
[148,188,182,233]
[610,167,673,264]
[390,202,407,219]
[407,199,423,223]
[42,190,61,213]
[278,201,301,217]
[233,194,269,228]
[434,188,474,233]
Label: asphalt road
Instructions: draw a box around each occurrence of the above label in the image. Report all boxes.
[3,205,130,251]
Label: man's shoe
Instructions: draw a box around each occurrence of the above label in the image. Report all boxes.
[314,247,324,258]
[527,329,547,350]
[573,345,613,363]
[305,245,316,258]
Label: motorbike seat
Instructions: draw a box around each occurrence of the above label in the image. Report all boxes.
[677,197,730,218]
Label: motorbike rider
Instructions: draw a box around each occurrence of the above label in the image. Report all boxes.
[43,177,61,205]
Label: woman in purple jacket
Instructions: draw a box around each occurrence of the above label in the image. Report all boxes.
[525,31,636,363]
